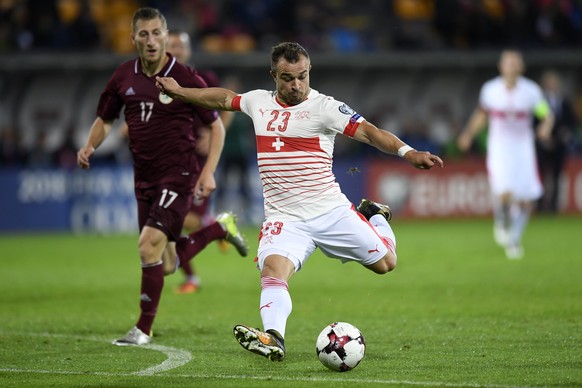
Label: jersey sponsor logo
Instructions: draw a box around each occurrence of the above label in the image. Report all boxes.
[338,103,355,115]
[259,108,268,117]
[125,87,136,96]
[159,92,173,104]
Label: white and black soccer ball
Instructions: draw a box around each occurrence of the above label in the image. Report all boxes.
[315,322,366,372]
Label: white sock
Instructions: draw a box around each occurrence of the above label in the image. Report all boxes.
[492,198,511,230]
[369,214,396,253]
[509,205,530,246]
[187,275,200,285]
[174,256,180,274]
[259,276,292,338]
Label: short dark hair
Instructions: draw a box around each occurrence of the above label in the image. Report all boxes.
[270,42,310,73]
[131,7,167,33]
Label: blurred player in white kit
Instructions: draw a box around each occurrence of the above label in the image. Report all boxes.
[458,49,554,259]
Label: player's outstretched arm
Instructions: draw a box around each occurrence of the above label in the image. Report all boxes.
[155,76,238,111]
[353,120,443,170]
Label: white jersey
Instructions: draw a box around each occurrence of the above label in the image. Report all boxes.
[232,88,365,220]
[479,76,545,200]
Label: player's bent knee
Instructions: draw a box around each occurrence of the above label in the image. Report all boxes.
[385,252,397,271]
[138,239,164,265]
[138,226,168,264]
[138,241,154,261]
[162,260,176,276]
[160,246,178,276]
[366,253,397,274]
[261,254,295,280]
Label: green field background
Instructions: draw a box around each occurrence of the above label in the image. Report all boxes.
[1,216,581,387]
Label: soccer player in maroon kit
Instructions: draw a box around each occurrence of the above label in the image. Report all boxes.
[77,7,248,346]
[120,29,238,295]
[166,29,236,294]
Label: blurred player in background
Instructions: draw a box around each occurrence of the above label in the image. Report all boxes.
[166,29,236,294]
[536,69,580,214]
[77,7,247,346]
[458,49,554,259]
[156,41,443,361]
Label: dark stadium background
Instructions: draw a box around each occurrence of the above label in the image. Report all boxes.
[1,0,581,232]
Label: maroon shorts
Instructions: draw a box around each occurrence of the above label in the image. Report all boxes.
[136,183,193,242]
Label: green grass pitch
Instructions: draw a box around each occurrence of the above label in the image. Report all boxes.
[1,216,581,387]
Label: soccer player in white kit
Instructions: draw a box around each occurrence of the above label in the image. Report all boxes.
[156,42,443,361]
[458,49,553,259]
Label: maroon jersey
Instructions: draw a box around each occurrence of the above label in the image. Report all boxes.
[97,54,219,188]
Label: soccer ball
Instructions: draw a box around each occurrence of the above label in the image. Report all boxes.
[315,322,366,372]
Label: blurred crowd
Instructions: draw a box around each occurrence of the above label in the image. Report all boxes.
[1,0,582,54]
[2,68,581,170]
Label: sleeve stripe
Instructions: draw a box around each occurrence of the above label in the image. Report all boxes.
[231,95,242,111]
[343,120,360,137]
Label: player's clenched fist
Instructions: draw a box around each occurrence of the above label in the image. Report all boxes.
[155,76,181,98]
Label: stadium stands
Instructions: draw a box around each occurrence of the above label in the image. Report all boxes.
[17,73,83,153]
[0,53,579,165]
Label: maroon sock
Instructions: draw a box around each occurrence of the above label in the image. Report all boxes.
[181,261,194,277]
[136,262,164,335]
[176,222,227,264]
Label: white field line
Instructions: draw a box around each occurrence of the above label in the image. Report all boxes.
[3,332,191,376]
[0,368,544,388]
[0,332,544,388]
[133,343,192,376]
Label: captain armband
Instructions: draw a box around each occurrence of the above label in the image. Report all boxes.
[533,100,550,119]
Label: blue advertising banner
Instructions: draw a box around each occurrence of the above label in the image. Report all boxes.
[0,167,137,233]
[11,156,577,233]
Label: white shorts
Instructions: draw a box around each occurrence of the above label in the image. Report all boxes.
[257,203,389,272]
[487,141,543,201]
